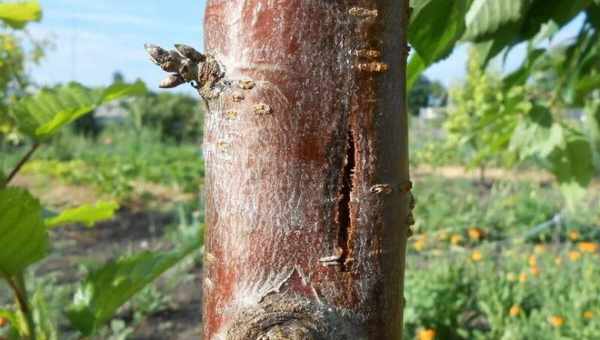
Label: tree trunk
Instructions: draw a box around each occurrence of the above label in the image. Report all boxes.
[152,0,412,338]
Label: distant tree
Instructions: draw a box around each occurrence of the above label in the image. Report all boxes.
[0,13,47,143]
[408,75,447,116]
[72,109,101,138]
[112,71,125,84]
[444,47,524,182]
[408,0,600,206]
[429,80,448,107]
[72,72,128,138]
[123,91,203,143]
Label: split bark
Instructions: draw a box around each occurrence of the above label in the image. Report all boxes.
[147,0,412,338]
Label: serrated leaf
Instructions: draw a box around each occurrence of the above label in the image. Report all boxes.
[509,105,563,159]
[0,188,48,277]
[0,1,42,29]
[100,81,147,102]
[557,134,595,186]
[45,201,119,228]
[463,0,590,64]
[521,0,590,38]
[463,0,528,42]
[66,234,202,336]
[548,133,595,210]
[11,81,146,141]
[408,0,469,64]
[503,48,545,88]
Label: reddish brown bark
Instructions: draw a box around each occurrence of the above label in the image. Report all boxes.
[201,1,411,338]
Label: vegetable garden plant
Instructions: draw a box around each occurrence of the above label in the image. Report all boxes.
[0,3,202,339]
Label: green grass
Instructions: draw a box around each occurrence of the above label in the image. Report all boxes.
[405,243,600,340]
[3,121,600,339]
[413,175,600,240]
[4,125,204,200]
[406,174,600,339]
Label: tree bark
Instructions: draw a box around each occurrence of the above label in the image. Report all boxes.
[200,1,411,338]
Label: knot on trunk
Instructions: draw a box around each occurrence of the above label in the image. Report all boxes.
[225,295,364,340]
[144,43,224,99]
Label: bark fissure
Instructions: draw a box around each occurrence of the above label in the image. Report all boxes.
[337,129,356,272]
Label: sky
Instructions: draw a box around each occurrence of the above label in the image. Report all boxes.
[27,1,585,93]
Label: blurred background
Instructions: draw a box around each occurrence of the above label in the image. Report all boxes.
[1,1,599,339]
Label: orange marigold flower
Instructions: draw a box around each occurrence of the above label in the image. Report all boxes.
[534,244,546,254]
[471,250,483,262]
[468,227,483,241]
[568,230,580,241]
[530,266,540,276]
[437,230,449,241]
[548,315,565,327]
[450,234,463,246]
[528,255,537,267]
[568,251,582,262]
[418,328,436,340]
[506,272,516,282]
[509,305,521,317]
[414,238,426,252]
[578,242,599,253]
[583,311,593,320]
[519,272,528,283]
[555,256,562,266]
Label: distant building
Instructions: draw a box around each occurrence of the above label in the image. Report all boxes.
[419,106,446,120]
[565,108,585,121]
[95,102,128,124]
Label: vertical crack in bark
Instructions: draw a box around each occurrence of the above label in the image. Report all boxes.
[337,129,356,272]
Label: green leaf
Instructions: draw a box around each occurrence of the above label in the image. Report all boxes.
[0,188,48,277]
[463,0,590,64]
[31,288,58,340]
[552,133,595,187]
[11,81,146,141]
[548,132,595,210]
[408,0,469,64]
[463,0,527,42]
[472,39,508,69]
[0,308,27,339]
[509,105,563,159]
[0,1,42,29]
[575,74,600,103]
[45,201,119,228]
[100,81,147,103]
[531,20,560,45]
[588,4,600,30]
[503,48,545,88]
[407,53,427,90]
[520,0,590,38]
[66,235,202,336]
